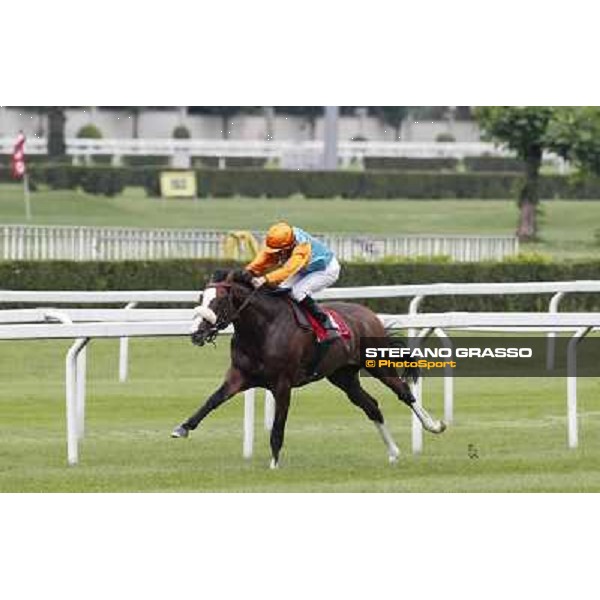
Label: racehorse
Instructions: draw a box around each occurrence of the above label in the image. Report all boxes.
[171,269,446,468]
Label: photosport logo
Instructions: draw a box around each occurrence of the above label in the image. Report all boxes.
[359,336,600,378]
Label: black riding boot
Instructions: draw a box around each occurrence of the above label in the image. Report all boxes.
[300,296,340,340]
[300,296,340,380]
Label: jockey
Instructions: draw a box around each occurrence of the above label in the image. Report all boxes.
[245,221,341,340]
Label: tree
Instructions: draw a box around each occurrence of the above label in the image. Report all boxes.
[546,107,600,175]
[187,107,247,139]
[474,107,556,241]
[215,106,240,139]
[263,106,275,140]
[47,107,67,159]
[372,107,410,140]
[20,106,73,160]
[130,107,142,138]
[108,107,180,138]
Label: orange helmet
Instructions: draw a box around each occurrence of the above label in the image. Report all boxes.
[265,222,295,252]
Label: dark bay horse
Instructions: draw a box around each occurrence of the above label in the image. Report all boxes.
[171,269,446,468]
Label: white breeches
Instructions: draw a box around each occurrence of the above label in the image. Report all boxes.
[279,257,340,302]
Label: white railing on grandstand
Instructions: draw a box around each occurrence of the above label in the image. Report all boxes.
[0,137,567,170]
[0,225,519,262]
[0,138,514,159]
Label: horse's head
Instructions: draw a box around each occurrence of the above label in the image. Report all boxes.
[190,269,254,346]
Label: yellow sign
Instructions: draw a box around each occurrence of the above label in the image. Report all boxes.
[160,171,197,198]
[223,231,260,260]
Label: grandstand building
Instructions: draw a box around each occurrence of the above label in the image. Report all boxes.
[0,106,481,142]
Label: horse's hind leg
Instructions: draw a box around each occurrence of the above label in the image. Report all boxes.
[367,364,446,434]
[327,366,400,463]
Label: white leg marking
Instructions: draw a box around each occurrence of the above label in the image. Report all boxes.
[269,458,279,470]
[412,403,447,434]
[375,422,400,462]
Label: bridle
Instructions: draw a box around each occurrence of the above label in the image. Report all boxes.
[197,281,260,344]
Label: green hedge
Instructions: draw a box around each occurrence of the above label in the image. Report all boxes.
[192,169,600,200]
[463,156,525,172]
[121,155,170,168]
[1,259,599,313]
[38,165,129,196]
[364,157,458,171]
[3,165,600,199]
[1,155,524,173]
[191,157,220,169]
[224,157,268,169]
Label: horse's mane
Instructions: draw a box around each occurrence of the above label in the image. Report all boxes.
[209,268,253,286]
[210,268,290,305]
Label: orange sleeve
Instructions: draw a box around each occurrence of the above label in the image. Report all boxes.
[245,249,278,275]
[264,243,311,284]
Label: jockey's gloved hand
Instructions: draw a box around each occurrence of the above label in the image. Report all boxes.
[251,276,267,288]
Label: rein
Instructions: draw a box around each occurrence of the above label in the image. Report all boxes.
[226,285,260,322]
[208,281,261,328]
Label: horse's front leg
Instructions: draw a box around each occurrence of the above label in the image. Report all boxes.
[269,381,291,469]
[171,367,249,438]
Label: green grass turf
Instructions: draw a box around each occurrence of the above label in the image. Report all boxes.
[1,185,599,259]
[1,337,599,492]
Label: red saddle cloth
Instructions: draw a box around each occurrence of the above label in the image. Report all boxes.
[303,307,352,343]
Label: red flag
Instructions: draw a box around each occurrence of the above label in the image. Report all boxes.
[11,132,26,179]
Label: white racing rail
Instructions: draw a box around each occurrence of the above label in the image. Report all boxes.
[0,310,598,465]
[3,279,599,383]
[378,312,600,454]
[0,225,518,263]
[1,280,599,465]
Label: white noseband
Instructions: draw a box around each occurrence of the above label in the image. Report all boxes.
[190,287,218,333]
[192,305,217,325]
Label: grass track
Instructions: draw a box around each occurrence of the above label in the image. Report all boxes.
[1,338,599,492]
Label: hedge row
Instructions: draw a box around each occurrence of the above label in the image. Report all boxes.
[1,259,599,314]
[463,156,525,173]
[2,165,600,199]
[0,154,530,173]
[364,157,458,171]
[178,169,600,200]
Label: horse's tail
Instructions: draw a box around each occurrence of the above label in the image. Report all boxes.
[385,327,420,384]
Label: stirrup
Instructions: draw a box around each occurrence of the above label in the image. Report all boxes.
[321,327,340,341]
[323,315,340,332]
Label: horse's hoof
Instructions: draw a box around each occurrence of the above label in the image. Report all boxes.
[388,453,400,464]
[426,420,447,434]
[269,459,279,470]
[171,425,189,439]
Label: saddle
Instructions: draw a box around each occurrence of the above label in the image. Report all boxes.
[286,297,352,343]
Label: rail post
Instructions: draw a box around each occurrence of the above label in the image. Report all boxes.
[264,390,275,431]
[566,327,591,449]
[411,327,434,454]
[66,337,90,465]
[434,327,454,424]
[408,296,425,453]
[546,292,565,371]
[243,389,255,459]
[119,302,137,382]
